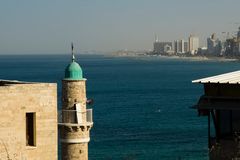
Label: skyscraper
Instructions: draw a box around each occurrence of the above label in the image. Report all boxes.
[188,34,199,54]
[153,34,173,54]
[207,33,221,56]
[174,39,185,54]
[184,42,189,53]
[237,27,240,41]
[153,41,173,54]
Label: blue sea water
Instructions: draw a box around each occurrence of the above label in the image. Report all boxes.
[1,54,240,160]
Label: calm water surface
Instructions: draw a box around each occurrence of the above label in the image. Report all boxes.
[1,54,240,160]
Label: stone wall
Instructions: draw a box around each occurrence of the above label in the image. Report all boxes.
[61,79,91,160]
[61,143,88,160]
[62,80,87,112]
[0,82,57,160]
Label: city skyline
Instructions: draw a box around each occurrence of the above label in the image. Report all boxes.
[0,0,240,54]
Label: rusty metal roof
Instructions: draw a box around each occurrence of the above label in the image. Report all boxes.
[192,70,240,84]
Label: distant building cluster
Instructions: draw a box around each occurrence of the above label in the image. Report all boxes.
[207,33,222,56]
[225,27,240,57]
[152,34,199,55]
[151,26,240,58]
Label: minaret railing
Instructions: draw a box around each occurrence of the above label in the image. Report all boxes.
[86,109,93,123]
[58,109,93,126]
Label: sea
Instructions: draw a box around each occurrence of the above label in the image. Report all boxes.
[1,54,240,160]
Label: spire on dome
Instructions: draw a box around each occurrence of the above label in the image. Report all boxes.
[71,42,75,62]
[64,43,83,80]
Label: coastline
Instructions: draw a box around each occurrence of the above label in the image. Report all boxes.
[107,53,239,62]
[152,55,239,62]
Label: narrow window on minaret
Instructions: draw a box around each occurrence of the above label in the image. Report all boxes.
[26,112,36,146]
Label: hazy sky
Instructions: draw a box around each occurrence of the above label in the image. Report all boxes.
[0,0,240,54]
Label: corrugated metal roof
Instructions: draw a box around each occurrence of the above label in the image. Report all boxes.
[192,70,240,84]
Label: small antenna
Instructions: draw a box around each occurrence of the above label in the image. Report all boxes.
[71,42,75,62]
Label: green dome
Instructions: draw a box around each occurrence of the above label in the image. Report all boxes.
[64,61,83,80]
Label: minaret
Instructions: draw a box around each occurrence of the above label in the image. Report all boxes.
[59,43,93,160]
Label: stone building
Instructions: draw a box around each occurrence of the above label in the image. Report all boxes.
[0,44,93,160]
[0,80,57,159]
[58,44,93,160]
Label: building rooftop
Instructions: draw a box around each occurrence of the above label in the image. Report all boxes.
[192,70,240,84]
[0,79,32,86]
[0,80,56,87]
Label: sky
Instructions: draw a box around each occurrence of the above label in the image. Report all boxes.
[0,0,240,54]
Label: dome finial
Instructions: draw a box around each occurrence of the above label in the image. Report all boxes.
[64,43,83,80]
[71,42,75,62]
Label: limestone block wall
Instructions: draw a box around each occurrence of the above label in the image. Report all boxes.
[62,80,87,111]
[61,143,88,160]
[0,82,57,160]
[61,79,91,160]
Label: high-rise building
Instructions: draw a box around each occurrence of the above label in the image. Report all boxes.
[207,33,221,56]
[184,42,189,53]
[237,27,240,41]
[174,40,185,54]
[153,41,173,54]
[164,44,172,53]
[153,35,173,54]
[189,34,199,54]
[225,27,240,56]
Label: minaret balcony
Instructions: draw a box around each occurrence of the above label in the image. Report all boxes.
[58,109,93,127]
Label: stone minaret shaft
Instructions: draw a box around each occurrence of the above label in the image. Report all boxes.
[59,45,93,160]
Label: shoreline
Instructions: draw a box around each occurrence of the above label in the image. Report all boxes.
[152,55,239,62]
[108,53,239,62]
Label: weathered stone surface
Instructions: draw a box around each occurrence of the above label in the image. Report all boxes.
[0,82,57,160]
[61,79,92,160]
[62,143,88,160]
